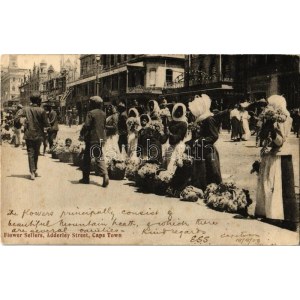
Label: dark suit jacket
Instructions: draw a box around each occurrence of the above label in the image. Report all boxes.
[81,109,106,144]
[48,110,59,131]
[15,105,50,141]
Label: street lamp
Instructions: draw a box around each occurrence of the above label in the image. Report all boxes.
[95,55,101,96]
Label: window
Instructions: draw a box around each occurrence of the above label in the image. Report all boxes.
[149,68,156,86]
[124,55,127,61]
[12,86,15,92]
[117,55,121,64]
[102,55,107,67]
[111,55,115,66]
[166,69,173,84]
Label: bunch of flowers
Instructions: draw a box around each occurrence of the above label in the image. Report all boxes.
[137,163,159,179]
[149,120,164,134]
[51,139,65,155]
[160,108,171,118]
[127,117,140,132]
[175,152,193,168]
[261,106,287,123]
[135,162,159,191]
[70,142,84,154]
[180,186,204,202]
[125,157,141,181]
[204,180,252,215]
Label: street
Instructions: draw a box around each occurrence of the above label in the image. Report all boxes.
[1,125,299,245]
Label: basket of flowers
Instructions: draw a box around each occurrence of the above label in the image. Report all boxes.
[125,157,141,181]
[135,162,159,191]
[154,170,173,195]
[107,158,126,180]
[204,180,252,215]
[51,140,65,159]
[71,143,84,166]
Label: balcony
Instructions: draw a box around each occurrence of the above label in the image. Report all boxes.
[127,85,162,94]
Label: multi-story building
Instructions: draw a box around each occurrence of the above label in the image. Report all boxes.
[163,55,248,109]
[19,60,48,106]
[163,54,300,110]
[67,54,185,122]
[1,55,29,110]
[246,55,299,108]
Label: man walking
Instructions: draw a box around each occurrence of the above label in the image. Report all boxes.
[45,104,59,149]
[14,92,50,180]
[79,96,109,187]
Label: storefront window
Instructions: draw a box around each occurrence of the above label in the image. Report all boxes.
[166,69,173,84]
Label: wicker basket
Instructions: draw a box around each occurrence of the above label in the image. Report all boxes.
[72,152,82,166]
[108,168,126,180]
[58,152,73,163]
[51,152,59,159]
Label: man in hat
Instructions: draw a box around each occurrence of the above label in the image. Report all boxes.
[14,92,50,180]
[79,96,109,187]
[44,104,59,150]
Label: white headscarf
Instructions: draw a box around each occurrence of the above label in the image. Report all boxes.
[128,107,140,118]
[149,100,160,114]
[172,103,187,123]
[188,94,213,122]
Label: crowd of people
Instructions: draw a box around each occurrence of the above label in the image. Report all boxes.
[1,92,298,230]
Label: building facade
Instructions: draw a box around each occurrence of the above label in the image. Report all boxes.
[67,54,185,123]
[163,54,300,110]
[246,55,299,108]
[1,55,29,110]
[19,60,48,106]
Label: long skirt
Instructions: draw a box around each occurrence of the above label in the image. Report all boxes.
[255,153,298,222]
[242,118,251,140]
[191,145,222,191]
[231,117,242,140]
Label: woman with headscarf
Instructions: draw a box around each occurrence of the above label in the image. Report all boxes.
[137,114,168,163]
[187,94,222,191]
[149,100,161,121]
[255,95,298,230]
[164,103,188,170]
[127,108,141,158]
[104,104,120,157]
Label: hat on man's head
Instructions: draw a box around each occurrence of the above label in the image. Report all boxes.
[118,101,126,108]
[90,96,103,103]
[17,104,23,109]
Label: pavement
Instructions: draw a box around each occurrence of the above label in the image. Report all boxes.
[1,125,299,245]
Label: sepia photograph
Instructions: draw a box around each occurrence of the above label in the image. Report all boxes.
[1,54,299,245]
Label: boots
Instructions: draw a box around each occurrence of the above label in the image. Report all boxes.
[102,174,109,187]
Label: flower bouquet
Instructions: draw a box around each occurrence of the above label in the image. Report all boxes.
[261,106,287,123]
[135,162,159,191]
[149,120,164,134]
[204,180,252,215]
[180,185,204,202]
[126,117,140,133]
[125,157,141,181]
[107,157,126,180]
